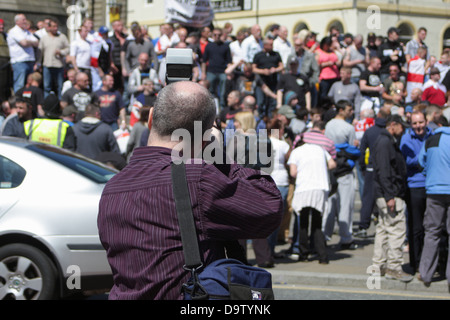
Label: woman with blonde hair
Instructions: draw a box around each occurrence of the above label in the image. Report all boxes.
[233,111,276,268]
[234,111,256,133]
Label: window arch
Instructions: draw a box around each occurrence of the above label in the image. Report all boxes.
[443,26,450,51]
[294,21,310,34]
[326,19,345,36]
[397,21,415,45]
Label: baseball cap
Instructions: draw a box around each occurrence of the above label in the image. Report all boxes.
[405,105,413,113]
[62,105,79,117]
[98,26,109,34]
[388,114,410,128]
[277,105,296,119]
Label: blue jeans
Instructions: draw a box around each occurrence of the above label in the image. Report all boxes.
[12,61,34,93]
[206,72,227,109]
[43,67,64,99]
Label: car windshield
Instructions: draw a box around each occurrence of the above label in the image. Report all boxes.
[26,144,118,183]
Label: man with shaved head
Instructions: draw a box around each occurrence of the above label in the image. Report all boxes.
[242,24,263,63]
[98,81,283,300]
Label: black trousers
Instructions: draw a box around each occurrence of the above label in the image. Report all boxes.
[238,239,273,265]
[406,187,426,272]
[299,207,327,260]
[359,169,375,230]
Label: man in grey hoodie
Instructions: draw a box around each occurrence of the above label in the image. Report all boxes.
[72,103,121,159]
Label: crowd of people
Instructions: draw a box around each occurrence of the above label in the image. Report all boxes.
[1,13,450,287]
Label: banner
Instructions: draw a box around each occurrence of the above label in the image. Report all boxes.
[211,0,252,13]
[165,0,214,28]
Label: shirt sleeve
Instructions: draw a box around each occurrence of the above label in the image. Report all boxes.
[199,163,283,240]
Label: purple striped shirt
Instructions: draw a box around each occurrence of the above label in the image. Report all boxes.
[295,129,337,159]
[98,146,283,300]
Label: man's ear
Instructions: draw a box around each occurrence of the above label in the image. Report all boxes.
[147,107,154,131]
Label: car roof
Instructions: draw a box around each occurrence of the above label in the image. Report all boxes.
[0,136,120,177]
[0,136,34,148]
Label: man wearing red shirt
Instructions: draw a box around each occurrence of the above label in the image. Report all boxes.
[422,68,447,107]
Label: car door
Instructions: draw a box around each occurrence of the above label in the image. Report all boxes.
[0,155,25,218]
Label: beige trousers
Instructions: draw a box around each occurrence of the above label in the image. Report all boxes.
[372,197,406,271]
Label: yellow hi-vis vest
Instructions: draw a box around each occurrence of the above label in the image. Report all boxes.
[23,119,70,147]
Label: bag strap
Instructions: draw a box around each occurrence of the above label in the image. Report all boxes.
[171,162,249,266]
[171,162,203,270]
[171,162,210,299]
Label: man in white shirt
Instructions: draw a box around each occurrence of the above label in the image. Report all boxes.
[241,24,262,63]
[155,23,179,59]
[69,26,92,91]
[229,30,246,65]
[273,26,294,68]
[7,14,39,92]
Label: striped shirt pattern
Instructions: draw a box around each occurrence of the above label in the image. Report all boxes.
[98,146,283,300]
[299,129,337,159]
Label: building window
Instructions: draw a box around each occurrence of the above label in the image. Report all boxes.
[397,22,414,45]
[294,22,309,34]
[327,20,344,36]
[443,27,450,51]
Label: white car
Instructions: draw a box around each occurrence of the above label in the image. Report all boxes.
[0,137,117,300]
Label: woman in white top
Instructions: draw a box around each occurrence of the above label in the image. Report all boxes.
[288,137,336,264]
[267,118,291,256]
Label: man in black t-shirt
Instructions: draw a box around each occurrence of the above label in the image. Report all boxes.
[15,72,44,118]
[359,57,385,114]
[61,72,96,120]
[252,38,284,117]
[201,28,232,109]
[276,57,311,111]
[359,57,383,97]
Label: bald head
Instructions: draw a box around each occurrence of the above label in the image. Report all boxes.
[242,95,256,112]
[75,72,89,89]
[151,81,216,138]
[251,24,262,39]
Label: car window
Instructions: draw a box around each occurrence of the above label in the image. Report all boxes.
[26,144,118,184]
[0,155,26,189]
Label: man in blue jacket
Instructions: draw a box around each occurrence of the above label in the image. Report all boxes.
[418,125,450,289]
[400,110,433,274]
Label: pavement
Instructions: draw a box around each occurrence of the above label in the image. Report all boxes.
[246,195,450,296]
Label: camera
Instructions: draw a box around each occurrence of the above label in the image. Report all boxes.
[165,48,193,84]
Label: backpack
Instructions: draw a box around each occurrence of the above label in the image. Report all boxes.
[334,143,361,178]
[171,162,275,300]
